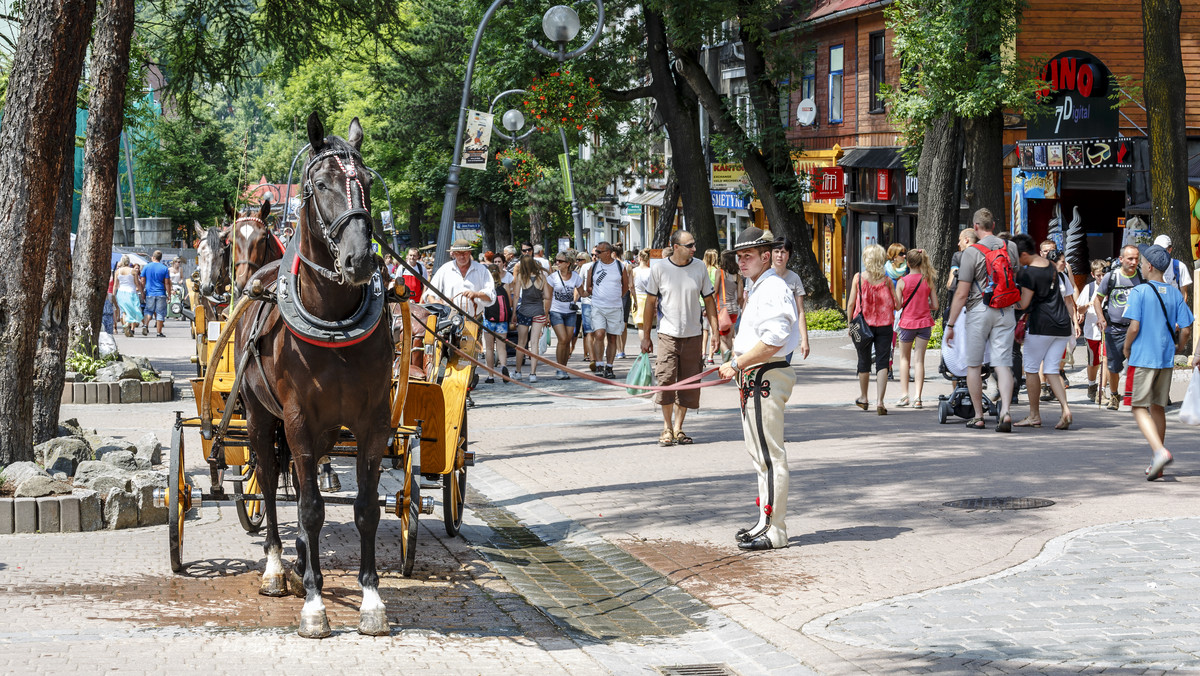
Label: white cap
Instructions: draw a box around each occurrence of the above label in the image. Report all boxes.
[1154,234,1172,248]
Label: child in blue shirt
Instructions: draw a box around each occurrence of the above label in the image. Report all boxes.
[1123,244,1194,481]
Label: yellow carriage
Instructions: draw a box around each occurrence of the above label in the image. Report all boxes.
[159,289,477,576]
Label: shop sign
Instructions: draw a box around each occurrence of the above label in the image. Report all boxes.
[711,162,749,191]
[626,204,643,216]
[1028,50,1118,140]
[809,167,844,200]
[454,222,481,230]
[876,170,891,201]
[712,191,751,210]
[1017,137,1130,171]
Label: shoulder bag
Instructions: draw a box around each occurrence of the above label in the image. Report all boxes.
[1150,283,1182,345]
[848,276,874,345]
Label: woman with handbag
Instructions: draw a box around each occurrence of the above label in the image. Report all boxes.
[848,245,901,414]
[894,249,938,408]
[1012,233,1076,430]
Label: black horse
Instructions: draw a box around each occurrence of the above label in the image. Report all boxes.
[236,113,393,638]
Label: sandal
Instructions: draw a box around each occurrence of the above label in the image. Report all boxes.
[674,430,694,445]
[658,429,676,447]
[913,398,923,409]
[877,405,888,416]
[1055,415,1072,431]
[854,398,869,411]
[1013,417,1042,428]
[965,417,986,429]
[896,395,910,407]
[996,413,1012,433]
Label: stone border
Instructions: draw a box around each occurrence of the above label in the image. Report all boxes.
[60,378,174,405]
[0,494,102,533]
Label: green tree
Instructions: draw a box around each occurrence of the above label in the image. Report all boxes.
[136,113,239,232]
[885,0,1043,288]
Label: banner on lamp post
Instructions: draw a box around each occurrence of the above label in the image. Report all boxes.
[558,153,574,201]
[460,110,493,170]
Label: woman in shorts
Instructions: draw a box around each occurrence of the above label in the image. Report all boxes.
[547,253,582,379]
[508,256,551,383]
[894,249,938,408]
[1013,233,1076,430]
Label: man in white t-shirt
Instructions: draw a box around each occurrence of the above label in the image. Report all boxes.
[1154,234,1191,304]
[582,241,629,379]
[640,230,718,446]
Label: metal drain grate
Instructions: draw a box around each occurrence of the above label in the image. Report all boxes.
[943,497,1055,510]
[658,665,739,676]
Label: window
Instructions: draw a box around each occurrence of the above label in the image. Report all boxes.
[735,92,758,137]
[801,50,816,101]
[869,32,885,112]
[829,45,844,124]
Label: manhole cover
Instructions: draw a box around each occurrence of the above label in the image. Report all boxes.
[658,665,738,676]
[943,497,1055,510]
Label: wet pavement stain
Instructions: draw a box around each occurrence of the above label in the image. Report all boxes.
[619,538,817,595]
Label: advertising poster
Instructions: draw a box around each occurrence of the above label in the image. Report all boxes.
[460,110,493,170]
[711,163,749,191]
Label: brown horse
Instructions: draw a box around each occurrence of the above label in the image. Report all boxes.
[236,113,393,638]
[231,199,283,294]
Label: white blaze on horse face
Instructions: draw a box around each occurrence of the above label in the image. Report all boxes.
[197,240,212,287]
[360,587,384,612]
[240,223,255,240]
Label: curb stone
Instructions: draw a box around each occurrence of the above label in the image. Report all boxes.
[13,497,36,533]
[36,497,60,532]
[0,499,11,534]
[59,494,81,532]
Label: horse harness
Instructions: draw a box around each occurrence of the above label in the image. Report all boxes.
[295,148,372,284]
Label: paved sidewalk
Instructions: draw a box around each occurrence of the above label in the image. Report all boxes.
[5,319,1200,674]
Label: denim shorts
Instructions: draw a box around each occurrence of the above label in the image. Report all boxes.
[580,305,593,334]
[549,311,576,327]
[481,319,508,334]
[145,295,168,321]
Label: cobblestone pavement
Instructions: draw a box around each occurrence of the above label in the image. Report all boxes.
[6,321,1200,674]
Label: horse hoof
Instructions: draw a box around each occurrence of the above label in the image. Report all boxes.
[259,574,288,597]
[287,569,305,598]
[298,610,331,639]
[358,608,389,636]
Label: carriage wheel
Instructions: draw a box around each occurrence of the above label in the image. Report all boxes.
[443,417,467,537]
[234,460,264,533]
[168,422,187,573]
[399,444,419,578]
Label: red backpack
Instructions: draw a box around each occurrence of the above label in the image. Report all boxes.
[972,242,1020,309]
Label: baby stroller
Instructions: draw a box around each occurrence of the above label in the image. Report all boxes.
[936,321,999,424]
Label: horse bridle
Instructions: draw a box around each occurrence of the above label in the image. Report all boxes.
[201,226,232,306]
[297,148,372,283]
[233,216,274,275]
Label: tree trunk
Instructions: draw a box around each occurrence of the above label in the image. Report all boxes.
[652,173,681,248]
[406,197,424,251]
[914,112,965,311]
[962,109,1005,225]
[33,138,75,445]
[0,0,97,466]
[495,204,512,252]
[1143,0,1191,264]
[643,8,718,254]
[68,0,135,355]
[479,199,498,253]
[668,13,836,308]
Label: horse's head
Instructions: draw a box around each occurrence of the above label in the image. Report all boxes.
[233,199,283,292]
[196,217,231,298]
[301,112,376,286]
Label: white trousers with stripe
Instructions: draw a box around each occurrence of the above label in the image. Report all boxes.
[738,361,795,548]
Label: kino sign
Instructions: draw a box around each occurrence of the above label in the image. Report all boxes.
[1028,50,1118,140]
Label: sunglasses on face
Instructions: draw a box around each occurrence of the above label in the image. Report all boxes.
[677,242,696,249]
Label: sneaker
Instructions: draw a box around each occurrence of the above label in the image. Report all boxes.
[1040,384,1055,402]
[1062,373,1071,389]
[1107,393,1120,411]
[484,377,495,384]
[142,326,149,336]
[513,371,523,381]
[603,365,615,379]
[1087,383,1098,402]
[529,374,538,383]
[616,352,626,360]
[502,366,510,379]
[156,333,166,338]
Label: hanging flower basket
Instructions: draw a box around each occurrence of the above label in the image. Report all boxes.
[496,146,545,190]
[522,70,602,134]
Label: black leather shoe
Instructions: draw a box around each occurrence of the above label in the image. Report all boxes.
[737,535,782,551]
[735,527,756,543]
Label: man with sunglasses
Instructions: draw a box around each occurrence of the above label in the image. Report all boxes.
[641,230,719,446]
[583,241,629,378]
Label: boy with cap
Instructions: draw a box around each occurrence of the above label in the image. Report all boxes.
[718,227,800,551]
[1122,244,1193,481]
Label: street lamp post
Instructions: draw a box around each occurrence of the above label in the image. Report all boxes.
[434,1,604,268]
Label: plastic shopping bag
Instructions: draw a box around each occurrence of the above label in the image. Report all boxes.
[626,352,653,396]
[538,323,551,355]
[1179,368,1200,425]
